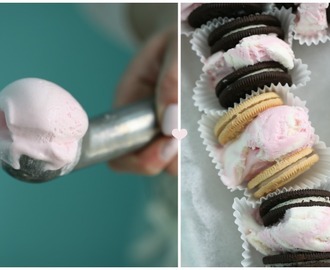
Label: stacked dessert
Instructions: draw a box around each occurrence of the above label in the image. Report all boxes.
[182,3,330,267]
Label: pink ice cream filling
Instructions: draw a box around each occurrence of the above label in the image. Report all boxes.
[219,105,315,188]
[0,78,89,173]
[246,206,330,255]
[295,3,329,36]
[203,35,295,87]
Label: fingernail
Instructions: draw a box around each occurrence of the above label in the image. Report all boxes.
[161,138,178,162]
[161,104,178,136]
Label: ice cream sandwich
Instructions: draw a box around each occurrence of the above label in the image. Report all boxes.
[216,61,292,108]
[214,92,283,145]
[208,14,284,54]
[259,189,330,226]
[215,103,317,195]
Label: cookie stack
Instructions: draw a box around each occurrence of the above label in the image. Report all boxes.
[183,2,330,267]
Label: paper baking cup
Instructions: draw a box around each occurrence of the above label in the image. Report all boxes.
[181,17,224,37]
[198,85,330,201]
[290,6,330,46]
[233,181,330,267]
[190,8,295,63]
[293,27,330,46]
[192,58,310,113]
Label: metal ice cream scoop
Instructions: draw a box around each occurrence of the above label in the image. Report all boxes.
[1,99,159,183]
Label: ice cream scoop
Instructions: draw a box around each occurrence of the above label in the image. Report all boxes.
[0,78,158,182]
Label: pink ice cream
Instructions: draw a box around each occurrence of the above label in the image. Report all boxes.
[181,3,202,22]
[202,51,234,87]
[0,78,88,174]
[203,35,295,87]
[219,105,315,188]
[295,3,329,36]
[246,206,330,255]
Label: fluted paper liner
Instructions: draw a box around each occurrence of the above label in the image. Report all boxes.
[233,182,330,267]
[198,85,330,201]
[293,28,330,46]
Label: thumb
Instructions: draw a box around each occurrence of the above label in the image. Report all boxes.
[156,27,178,136]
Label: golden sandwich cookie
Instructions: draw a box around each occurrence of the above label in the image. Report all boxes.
[214,92,283,145]
[248,148,319,199]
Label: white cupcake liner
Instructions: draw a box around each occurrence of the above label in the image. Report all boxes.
[190,8,295,63]
[291,5,330,46]
[181,21,194,37]
[233,181,330,267]
[198,85,330,201]
[192,58,310,113]
[293,27,330,46]
[181,16,226,37]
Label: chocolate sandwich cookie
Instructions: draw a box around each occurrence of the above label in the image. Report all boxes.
[259,189,330,227]
[208,14,284,54]
[216,61,292,108]
[327,6,330,24]
[187,3,265,28]
[263,252,330,267]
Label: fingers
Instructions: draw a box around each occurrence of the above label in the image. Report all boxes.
[113,28,170,108]
[165,154,178,176]
[155,25,178,136]
[108,136,178,175]
[109,25,179,176]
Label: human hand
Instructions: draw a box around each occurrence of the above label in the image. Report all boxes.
[108,25,178,176]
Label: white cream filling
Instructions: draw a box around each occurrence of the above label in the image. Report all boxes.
[238,67,285,80]
[271,196,330,211]
[223,24,267,38]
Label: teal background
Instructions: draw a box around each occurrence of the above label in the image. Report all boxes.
[0,3,160,266]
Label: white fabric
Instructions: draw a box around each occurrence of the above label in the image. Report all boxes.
[181,34,330,266]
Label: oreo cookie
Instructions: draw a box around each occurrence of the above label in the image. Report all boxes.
[327,5,330,24]
[259,189,330,227]
[187,3,265,28]
[208,14,283,54]
[263,252,330,267]
[216,61,292,108]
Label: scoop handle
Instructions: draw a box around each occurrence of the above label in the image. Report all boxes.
[75,99,159,170]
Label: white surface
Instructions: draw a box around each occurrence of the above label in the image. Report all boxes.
[181,34,330,266]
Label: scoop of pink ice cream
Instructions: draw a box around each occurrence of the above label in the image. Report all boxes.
[202,51,234,87]
[219,105,315,188]
[224,35,295,70]
[295,3,329,36]
[181,3,202,22]
[0,78,88,173]
[246,206,330,255]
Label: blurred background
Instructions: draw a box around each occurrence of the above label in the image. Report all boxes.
[0,3,177,266]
